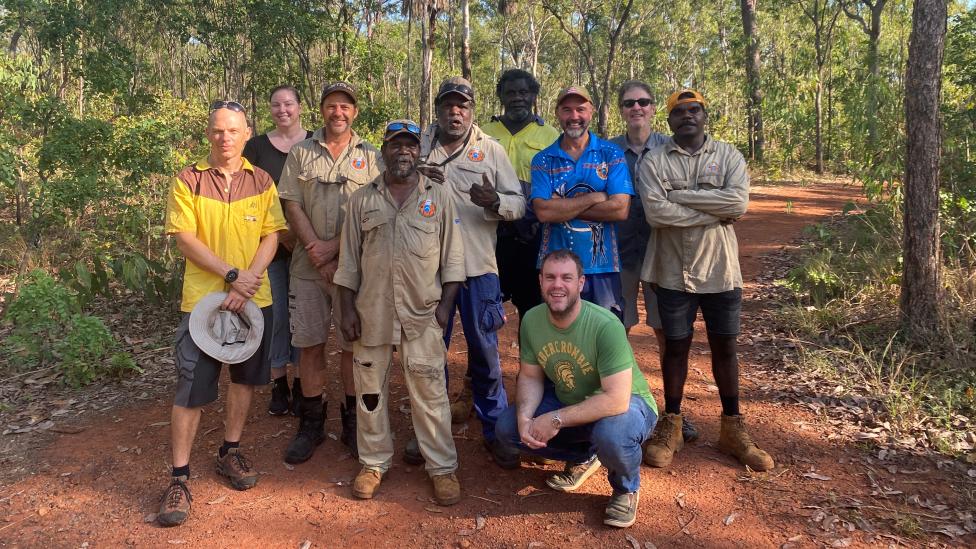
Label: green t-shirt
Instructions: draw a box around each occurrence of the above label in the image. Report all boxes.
[519,301,658,414]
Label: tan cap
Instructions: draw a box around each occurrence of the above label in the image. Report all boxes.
[436,76,474,102]
[320,81,358,105]
[383,119,422,142]
[666,89,707,113]
[555,86,593,108]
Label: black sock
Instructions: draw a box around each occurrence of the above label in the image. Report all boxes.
[303,395,322,405]
[273,376,288,388]
[219,440,239,458]
[720,396,740,417]
[345,394,356,410]
[172,464,190,478]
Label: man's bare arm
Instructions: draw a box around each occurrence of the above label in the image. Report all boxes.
[532,193,608,223]
[576,193,630,222]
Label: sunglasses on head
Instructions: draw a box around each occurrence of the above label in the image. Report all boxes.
[210,100,246,113]
[621,98,653,108]
[439,83,474,98]
[385,121,421,135]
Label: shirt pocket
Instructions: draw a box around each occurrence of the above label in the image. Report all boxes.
[454,164,487,194]
[665,178,690,191]
[361,215,388,257]
[405,218,439,258]
[697,174,724,190]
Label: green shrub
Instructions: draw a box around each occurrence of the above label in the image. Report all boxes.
[2,269,140,386]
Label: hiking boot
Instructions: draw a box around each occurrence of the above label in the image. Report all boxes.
[352,467,383,499]
[157,475,192,527]
[717,414,775,471]
[340,402,358,458]
[290,378,303,417]
[216,448,258,490]
[403,437,425,466]
[450,379,473,424]
[268,377,290,416]
[431,472,461,506]
[284,397,326,464]
[643,412,684,468]
[546,455,601,492]
[484,438,520,470]
[604,490,640,528]
[682,416,700,443]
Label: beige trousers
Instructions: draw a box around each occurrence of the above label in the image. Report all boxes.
[353,320,457,476]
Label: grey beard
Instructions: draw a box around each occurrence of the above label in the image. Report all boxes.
[564,126,586,139]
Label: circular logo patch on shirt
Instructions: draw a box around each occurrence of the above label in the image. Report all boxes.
[705,161,720,175]
[350,157,366,170]
[467,148,485,162]
[419,199,437,218]
[596,162,609,180]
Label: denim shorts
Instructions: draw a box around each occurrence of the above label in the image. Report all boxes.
[582,272,624,323]
[654,287,742,339]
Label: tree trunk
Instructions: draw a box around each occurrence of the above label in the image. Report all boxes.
[866,5,882,149]
[740,0,764,162]
[900,0,946,337]
[461,0,472,81]
[420,6,437,127]
[815,77,824,173]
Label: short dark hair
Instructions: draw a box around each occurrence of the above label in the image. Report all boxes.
[617,80,654,106]
[540,249,583,277]
[495,69,541,99]
[269,85,301,104]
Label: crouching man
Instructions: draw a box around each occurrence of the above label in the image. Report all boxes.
[494,249,658,528]
[334,120,466,506]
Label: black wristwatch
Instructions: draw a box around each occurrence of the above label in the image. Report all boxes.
[224,268,239,284]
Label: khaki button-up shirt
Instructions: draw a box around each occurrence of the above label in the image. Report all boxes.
[278,128,383,280]
[420,123,525,277]
[334,174,466,346]
[637,136,749,293]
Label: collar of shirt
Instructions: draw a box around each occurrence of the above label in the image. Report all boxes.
[311,127,366,153]
[194,156,256,173]
[421,122,489,161]
[544,130,606,163]
[488,113,547,128]
[370,172,434,195]
[664,134,716,157]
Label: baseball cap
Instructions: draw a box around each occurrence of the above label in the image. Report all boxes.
[555,86,593,108]
[383,119,422,142]
[436,76,474,103]
[320,81,358,105]
[666,89,707,113]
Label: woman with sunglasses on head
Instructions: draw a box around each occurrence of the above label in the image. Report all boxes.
[609,81,699,445]
[243,85,313,418]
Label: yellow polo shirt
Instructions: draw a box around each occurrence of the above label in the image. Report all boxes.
[165,157,287,312]
[482,116,560,186]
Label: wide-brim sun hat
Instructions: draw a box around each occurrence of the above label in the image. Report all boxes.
[189,292,264,364]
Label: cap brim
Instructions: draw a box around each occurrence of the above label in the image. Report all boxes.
[384,129,421,142]
[189,292,264,364]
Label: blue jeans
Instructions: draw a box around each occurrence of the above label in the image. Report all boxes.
[582,272,624,323]
[443,273,508,441]
[495,382,657,494]
[267,258,300,370]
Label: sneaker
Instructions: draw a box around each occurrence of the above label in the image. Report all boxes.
[216,448,258,490]
[403,438,425,466]
[157,476,192,527]
[340,402,358,458]
[268,377,290,416]
[546,455,601,492]
[717,414,775,471]
[604,490,639,528]
[285,397,326,464]
[483,438,519,470]
[290,378,303,417]
[431,472,461,506]
[352,467,383,499]
[643,412,684,467]
[450,380,473,424]
[682,416,700,443]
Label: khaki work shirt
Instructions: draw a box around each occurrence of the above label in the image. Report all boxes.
[637,136,749,293]
[278,128,383,280]
[420,123,525,277]
[334,174,466,346]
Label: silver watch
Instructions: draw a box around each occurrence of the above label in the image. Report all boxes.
[550,412,562,430]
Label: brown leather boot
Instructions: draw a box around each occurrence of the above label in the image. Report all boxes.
[643,412,684,467]
[431,472,461,506]
[450,380,473,424]
[353,467,384,499]
[717,414,775,471]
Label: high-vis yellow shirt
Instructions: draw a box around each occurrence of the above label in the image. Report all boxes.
[482,116,559,186]
[165,157,287,312]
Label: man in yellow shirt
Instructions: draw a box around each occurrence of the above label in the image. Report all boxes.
[157,101,286,527]
[483,69,560,320]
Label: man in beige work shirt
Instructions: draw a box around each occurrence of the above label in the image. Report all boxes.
[335,119,466,506]
[409,76,524,468]
[277,82,382,464]
[639,89,774,473]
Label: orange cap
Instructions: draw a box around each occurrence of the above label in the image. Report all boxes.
[666,89,707,113]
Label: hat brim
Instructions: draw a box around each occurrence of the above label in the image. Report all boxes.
[189,292,264,364]
[383,129,421,142]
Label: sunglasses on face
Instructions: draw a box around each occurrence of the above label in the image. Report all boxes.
[621,98,653,108]
[385,121,421,135]
[210,100,246,113]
